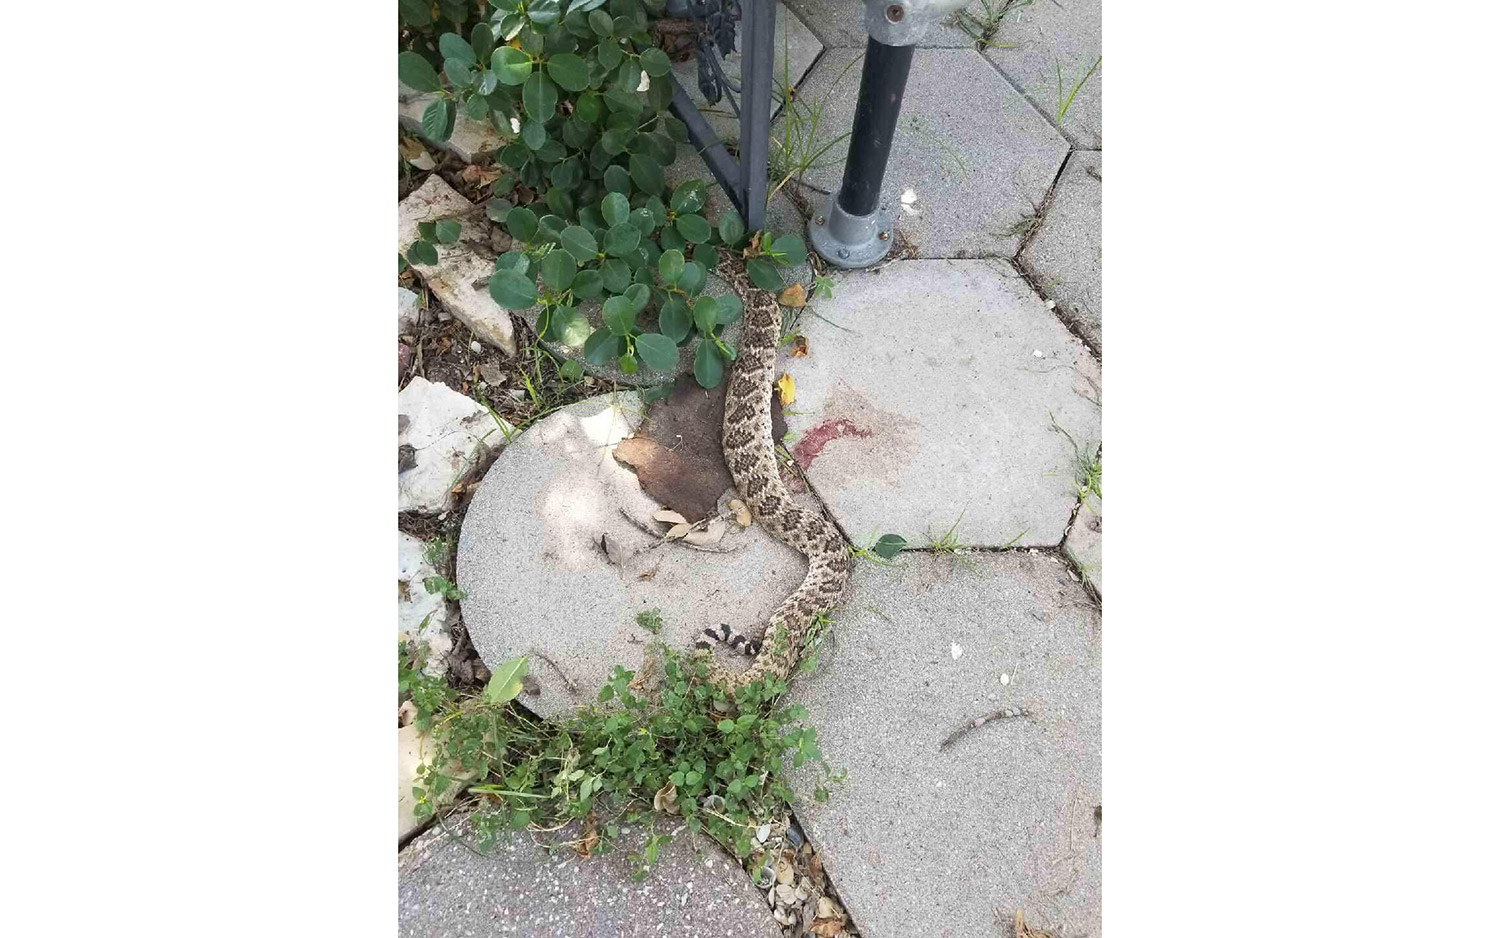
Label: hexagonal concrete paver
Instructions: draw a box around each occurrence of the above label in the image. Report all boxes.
[781,0,975,48]
[790,551,1101,938]
[782,258,1100,548]
[670,1,824,146]
[981,0,1102,149]
[400,812,781,937]
[777,48,1069,258]
[1021,150,1101,350]
[456,393,823,717]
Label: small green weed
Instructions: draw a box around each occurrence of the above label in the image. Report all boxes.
[926,509,966,554]
[951,0,1031,51]
[1055,55,1102,125]
[404,616,841,874]
[636,608,663,635]
[768,54,860,201]
[399,635,457,733]
[1048,411,1102,506]
[812,273,835,300]
[423,575,466,602]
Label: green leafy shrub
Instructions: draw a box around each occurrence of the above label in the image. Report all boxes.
[397,0,807,388]
[406,642,839,873]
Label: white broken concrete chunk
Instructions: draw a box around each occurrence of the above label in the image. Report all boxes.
[398,531,453,675]
[398,376,514,514]
[398,286,421,334]
[398,175,518,356]
[398,93,505,162]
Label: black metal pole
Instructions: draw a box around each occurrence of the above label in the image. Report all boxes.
[737,0,775,233]
[837,38,914,218]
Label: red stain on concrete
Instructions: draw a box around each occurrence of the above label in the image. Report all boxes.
[792,418,872,468]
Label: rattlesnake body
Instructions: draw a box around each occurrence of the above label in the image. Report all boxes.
[691,253,849,691]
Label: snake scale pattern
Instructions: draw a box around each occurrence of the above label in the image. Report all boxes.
[691,252,849,691]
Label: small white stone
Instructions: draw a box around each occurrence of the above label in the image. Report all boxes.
[1045,299,1056,309]
[755,823,770,843]
[1032,349,1045,358]
[510,116,521,134]
[1001,673,1011,685]
[950,643,962,660]
[470,340,482,354]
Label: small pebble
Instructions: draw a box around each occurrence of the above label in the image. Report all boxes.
[1045,299,1056,309]
[1032,349,1044,357]
[470,340,482,353]
[755,823,770,843]
[950,643,962,660]
[1001,673,1011,685]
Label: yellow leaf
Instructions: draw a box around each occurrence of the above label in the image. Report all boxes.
[775,373,795,406]
[778,282,807,307]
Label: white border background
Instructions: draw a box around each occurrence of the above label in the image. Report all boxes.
[3,1,1497,934]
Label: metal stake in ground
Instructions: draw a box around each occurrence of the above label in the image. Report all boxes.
[810,0,972,269]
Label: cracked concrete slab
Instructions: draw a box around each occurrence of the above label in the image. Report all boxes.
[456,393,821,717]
[398,175,518,356]
[670,1,824,145]
[777,48,1069,258]
[981,0,1102,149]
[400,812,781,937]
[790,551,1101,938]
[1021,150,1101,350]
[781,258,1099,548]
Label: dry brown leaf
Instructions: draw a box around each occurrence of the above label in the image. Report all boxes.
[400,136,436,169]
[776,373,796,406]
[652,508,689,525]
[1014,910,1056,938]
[637,565,659,581]
[459,163,504,187]
[788,334,809,357]
[806,850,823,885]
[664,522,691,540]
[575,810,600,857]
[816,896,840,919]
[778,282,807,307]
[684,521,725,546]
[809,918,843,938]
[653,781,680,815]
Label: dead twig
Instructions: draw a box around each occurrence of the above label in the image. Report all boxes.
[527,648,580,695]
[938,706,1034,750]
[615,507,741,554]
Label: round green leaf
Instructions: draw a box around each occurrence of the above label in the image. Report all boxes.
[421,97,455,142]
[588,8,613,36]
[872,534,908,559]
[537,250,577,290]
[464,92,488,120]
[617,351,637,375]
[629,206,656,236]
[444,58,477,87]
[528,0,562,26]
[658,227,686,253]
[678,260,706,296]
[657,297,691,342]
[559,225,598,263]
[559,358,583,380]
[408,239,439,266]
[600,191,629,226]
[571,267,604,299]
[495,250,529,275]
[522,71,558,121]
[602,294,636,336]
[505,206,539,243]
[746,258,783,292]
[693,340,724,389]
[600,126,631,156]
[634,333,678,372]
[545,187,574,219]
[675,213,711,244]
[470,23,495,63]
[575,91,603,123]
[490,269,537,309]
[600,258,632,293]
[639,47,671,78]
[658,249,684,284]
[718,210,746,247]
[521,119,547,150]
[547,52,590,92]
[543,304,589,345]
[624,282,650,313]
[769,233,807,263]
[439,33,476,66]
[597,39,623,71]
[604,223,640,257]
[695,244,719,271]
[478,69,500,96]
[399,0,433,28]
[692,296,718,334]
[435,219,461,244]
[583,327,622,364]
[628,152,664,195]
[716,292,744,325]
[398,51,442,93]
[492,47,533,86]
[602,165,631,194]
[670,179,706,214]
